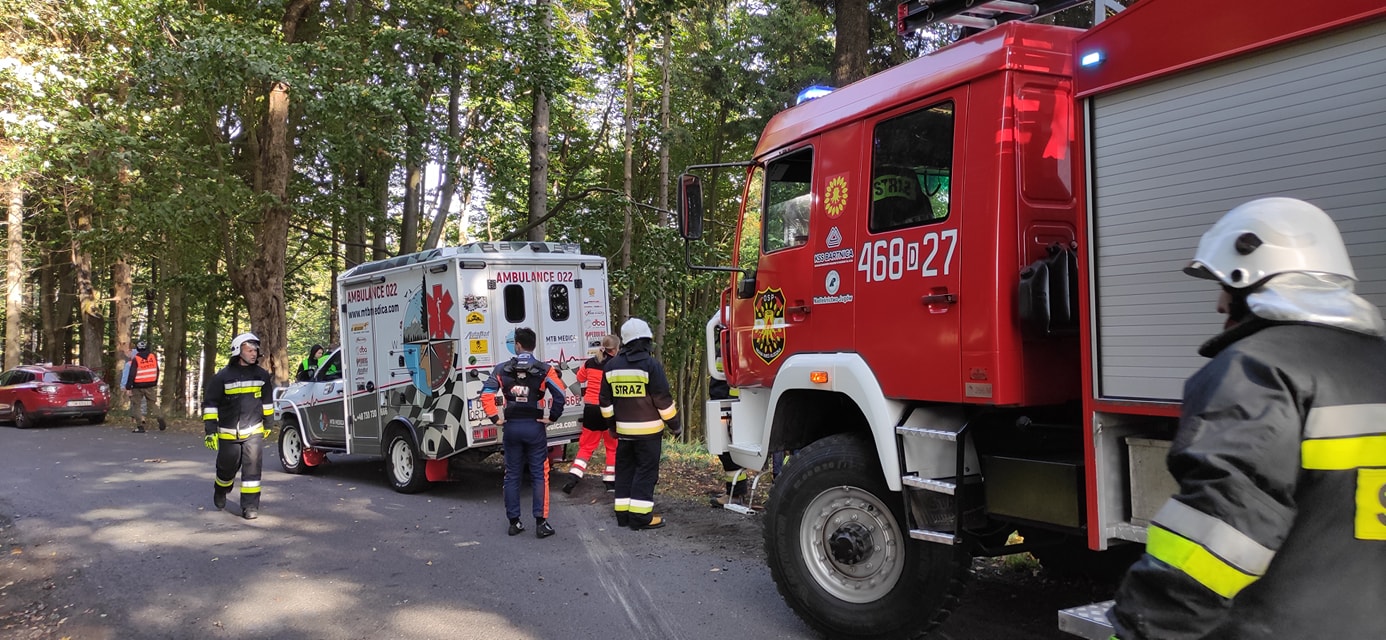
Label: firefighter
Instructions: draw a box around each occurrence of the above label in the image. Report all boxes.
[202,333,275,520]
[561,334,620,494]
[708,375,750,508]
[1108,197,1386,639]
[127,340,167,433]
[481,327,565,538]
[601,317,680,530]
[295,344,324,381]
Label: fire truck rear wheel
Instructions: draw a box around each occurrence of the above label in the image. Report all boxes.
[385,428,431,494]
[279,420,310,475]
[764,433,970,640]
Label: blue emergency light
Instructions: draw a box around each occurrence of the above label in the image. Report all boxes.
[796,85,835,105]
[1080,51,1104,67]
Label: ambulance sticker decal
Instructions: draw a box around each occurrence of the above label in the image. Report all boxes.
[752,288,787,364]
[826,226,843,248]
[824,174,849,219]
[466,311,485,324]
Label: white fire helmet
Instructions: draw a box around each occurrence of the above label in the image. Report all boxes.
[621,317,653,344]
[230,332,261,358]
[1184,197,1356,289]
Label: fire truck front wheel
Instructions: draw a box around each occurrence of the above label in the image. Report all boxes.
[384,427,431,494]
[764,433,969,640]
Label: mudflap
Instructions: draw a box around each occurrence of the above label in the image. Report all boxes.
[425,458,450,482]
[303,448,325,467]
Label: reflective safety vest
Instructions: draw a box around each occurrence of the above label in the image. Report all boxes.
[132,353,159,387]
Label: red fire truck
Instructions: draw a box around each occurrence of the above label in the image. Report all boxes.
[676,1,1386,638]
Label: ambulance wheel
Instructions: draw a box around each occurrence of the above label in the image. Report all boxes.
[764,433,970,640]
[385,428,430,494]
[279,421,310,475]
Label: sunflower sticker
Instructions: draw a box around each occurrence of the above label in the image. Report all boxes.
[752,287,786,364]
[824,174,849,219]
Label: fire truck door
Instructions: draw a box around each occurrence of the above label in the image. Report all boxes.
[854,99,963,401]
[729,147,815,386]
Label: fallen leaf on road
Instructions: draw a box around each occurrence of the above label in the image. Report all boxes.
[142,459,166,463]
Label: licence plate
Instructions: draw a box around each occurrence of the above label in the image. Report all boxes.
[68,400,92,407]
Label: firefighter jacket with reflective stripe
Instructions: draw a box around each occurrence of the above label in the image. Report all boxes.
[574,356,608,405]
[480,352,565,423]
[131,352,158,388]
[599,343,677,437]
[1110,322,1386,640]
[202,361,275,440]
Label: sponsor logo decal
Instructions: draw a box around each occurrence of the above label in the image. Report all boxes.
[463,295,488,311]
[752,287,786,364]
[814,247,854,266]
[824,269,841,295]
[469,339,488,354]
[824,174,849,219]
[826,226,843,248]
[545,334,577,343]
[812,294,854,305]
[466,311,485,324]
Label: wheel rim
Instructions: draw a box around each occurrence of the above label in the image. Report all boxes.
[390,438,414,483]
[14,405,27,428]
[799,485,905,604]
[282,427,303,467]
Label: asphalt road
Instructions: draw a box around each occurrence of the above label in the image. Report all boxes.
[0,422,812,640]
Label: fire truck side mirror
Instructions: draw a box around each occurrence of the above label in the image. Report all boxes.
[678,173,704,240]
[736,269,757,299]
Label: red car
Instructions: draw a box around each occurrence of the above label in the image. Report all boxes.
[0,365,111,429]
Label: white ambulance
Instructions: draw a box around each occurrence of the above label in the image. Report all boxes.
[274,241,610,493]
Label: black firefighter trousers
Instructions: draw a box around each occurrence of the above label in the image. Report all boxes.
[614,435,661,527]
[214,433,263,511]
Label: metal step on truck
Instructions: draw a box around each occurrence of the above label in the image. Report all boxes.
[274,242,609,493]
[676,0,1386,638]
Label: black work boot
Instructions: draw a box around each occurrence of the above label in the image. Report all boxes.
[242,508,258,520]
[615,512,629,528]
[157,418,167,431]
[507,519,525,536]
[536,518,555,539]
[132,424,146,433]
[561,474,579,495]
[213,490,227,510]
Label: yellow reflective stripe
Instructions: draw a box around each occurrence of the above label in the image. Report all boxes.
[658,403,677,421]
[225,387,261,396]
[628,499,654,514]
[1147,525,1258,599]
[600,406,614,418]
[1151,500,1275,575]
[613,498,630,513]
[605,370,649,384]
[1302,434,1386,470]
[262,405,274,416]
[616,420,665,436]
[1304,404,1386,439]
[241,486,262,494]
[202,412,217,420]
[215,477,235,488]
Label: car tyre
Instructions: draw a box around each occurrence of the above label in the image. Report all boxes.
[385,428,431,494]
[279,421,311,475]
[764,433,970,640]
[13,403,32,429]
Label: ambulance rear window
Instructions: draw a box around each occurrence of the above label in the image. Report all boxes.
[504,285,526,323]
[869,101,954,233]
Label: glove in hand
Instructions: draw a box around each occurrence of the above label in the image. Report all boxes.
[665,416,683,438]
[204,434,218,451]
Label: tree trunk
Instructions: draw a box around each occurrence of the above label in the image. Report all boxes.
[163,281,187,415]
[38,246,58,362]
[527,0,553,243]
[5,179,24,369]
[227,0,313,385]
[424,66,463,251]
[347,169,368,268]
[372,165,390,261]
[69,204,104,372]
[112,257,132,405]
[400,132,422,255]
[619,12,636,320]
[655,21,672,347]
[831,0,871,86]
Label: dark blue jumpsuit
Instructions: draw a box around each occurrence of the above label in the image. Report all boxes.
[482,352,565,521]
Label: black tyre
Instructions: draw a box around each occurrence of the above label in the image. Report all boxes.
[13,403,32,429]
[278,421,311,475]
[384,428,431,494]
[764,433,970,640]
[88,413,106,425]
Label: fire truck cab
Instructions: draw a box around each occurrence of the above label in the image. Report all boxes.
[678,1,1386,638]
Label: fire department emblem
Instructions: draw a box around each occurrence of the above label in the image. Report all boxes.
[752,287,786,364]
[824,174,849,219]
